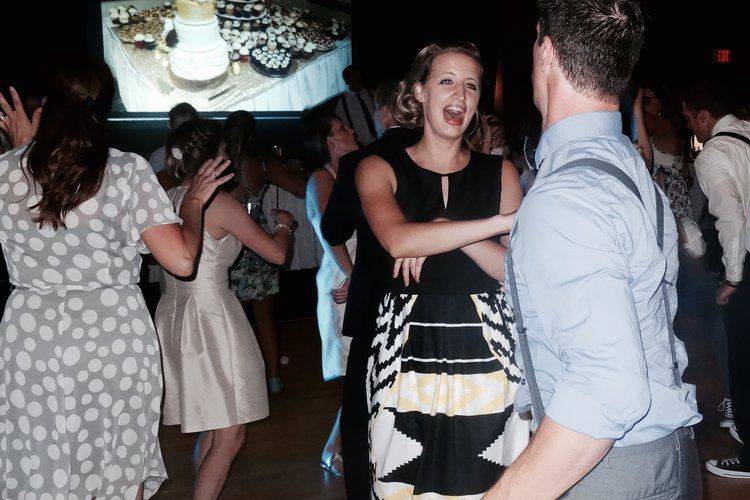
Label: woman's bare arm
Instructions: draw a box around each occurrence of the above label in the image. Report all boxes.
[267,155,307,198]
[207,191,291,265]
[458,159,522,280]
[356,155,513,258]
[633,92,654,169]
[142,158,233,276]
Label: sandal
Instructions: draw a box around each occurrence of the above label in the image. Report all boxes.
[320,452,344,477]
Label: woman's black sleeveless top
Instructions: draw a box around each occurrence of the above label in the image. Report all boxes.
[377,148,503,295]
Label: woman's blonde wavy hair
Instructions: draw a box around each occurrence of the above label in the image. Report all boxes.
[393,42,483,134]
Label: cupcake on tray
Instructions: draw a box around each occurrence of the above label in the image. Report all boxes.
[239,46,250,63]
[252,2,265,17]
[134,33,146,49]
[301,41,317,60]
[216,0,226,15]
[330,19,348,40]
[250,41,292,78]
[144,34,157,50]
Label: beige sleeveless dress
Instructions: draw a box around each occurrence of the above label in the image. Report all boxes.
[155,186,269,433]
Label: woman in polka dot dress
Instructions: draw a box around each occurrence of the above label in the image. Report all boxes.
[0,59,233,499]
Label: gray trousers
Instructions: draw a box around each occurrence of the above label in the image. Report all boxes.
[562,427,701,499]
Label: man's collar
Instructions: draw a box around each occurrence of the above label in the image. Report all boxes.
[711,114,738,136]
[535,111,622,172]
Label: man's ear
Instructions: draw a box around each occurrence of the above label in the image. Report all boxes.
[697,109,712,125]
[541,36,555,74]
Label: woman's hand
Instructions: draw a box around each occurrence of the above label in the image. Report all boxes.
[494,211,517,234]
[0,87,43,147]
[393,257,427,287]
[184,157,234,207]
[272,208,295,227]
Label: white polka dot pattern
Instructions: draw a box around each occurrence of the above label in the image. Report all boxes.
[0,147,174,498]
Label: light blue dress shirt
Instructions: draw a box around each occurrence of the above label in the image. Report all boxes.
[507,111,701,447]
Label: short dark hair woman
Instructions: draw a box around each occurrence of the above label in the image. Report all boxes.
[356,42,528,497]
[0,58,230,499]
[223,110,306,395]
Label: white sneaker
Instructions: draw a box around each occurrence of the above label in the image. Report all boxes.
[718,397,734,428]
[730,424,744,445]
[706,457,750,479]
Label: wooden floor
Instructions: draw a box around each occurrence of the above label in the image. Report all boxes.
[153,316,749,499]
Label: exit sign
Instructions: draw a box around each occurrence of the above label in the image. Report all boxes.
[713,49,732,64]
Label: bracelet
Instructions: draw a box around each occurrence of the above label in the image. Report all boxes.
[274,223,294,236]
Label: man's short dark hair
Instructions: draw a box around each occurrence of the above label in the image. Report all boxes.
[537,0,645,100]
[374,80,400,111]
[682,79,732,119]
[342,65,360,85]
[168,102,198,130]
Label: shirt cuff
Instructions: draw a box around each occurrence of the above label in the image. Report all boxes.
[724,259,746,283]
[544,380,648,441]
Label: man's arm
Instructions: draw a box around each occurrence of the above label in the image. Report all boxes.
[694,149,746,284]
[321,154,358,246]
[488,187,651,498]
[485,418,612,499]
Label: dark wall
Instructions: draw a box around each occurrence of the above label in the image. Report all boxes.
[2,1,746,157]
[497,0,750,148]
[351,1,503,112]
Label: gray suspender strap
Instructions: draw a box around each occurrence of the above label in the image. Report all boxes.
[555,158,642,202]
[555,159,680,386]
[654,185,682,388]
[508,158,682,424]
[506,248,546,423]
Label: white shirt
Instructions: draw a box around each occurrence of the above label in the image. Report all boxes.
[694,114,750,282]
[334,89,377,146]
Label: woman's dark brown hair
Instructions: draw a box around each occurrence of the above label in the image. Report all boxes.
[222,110,256,190]
[166,118,222,182]
[393,42,483,130]
[22,57,115,229]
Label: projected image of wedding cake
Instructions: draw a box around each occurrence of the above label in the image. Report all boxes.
[169,0,230,85]
[101,0,352,112]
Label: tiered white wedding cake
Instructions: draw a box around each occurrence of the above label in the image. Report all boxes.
[170,0,229,82]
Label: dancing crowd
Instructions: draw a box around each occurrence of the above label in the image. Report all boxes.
[1,0,750,499]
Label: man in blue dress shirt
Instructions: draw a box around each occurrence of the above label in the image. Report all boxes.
[486,1,702,498]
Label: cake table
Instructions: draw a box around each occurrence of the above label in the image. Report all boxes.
[101,0,351,112]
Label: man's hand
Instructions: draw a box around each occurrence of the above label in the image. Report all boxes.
[331,277,350,304]
[717,283,738,306]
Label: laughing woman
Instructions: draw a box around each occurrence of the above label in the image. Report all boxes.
[356,42,529,499]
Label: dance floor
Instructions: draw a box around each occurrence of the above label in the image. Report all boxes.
[154,316,748,499]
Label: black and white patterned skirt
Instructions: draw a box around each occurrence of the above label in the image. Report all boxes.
[367,291,529,499]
